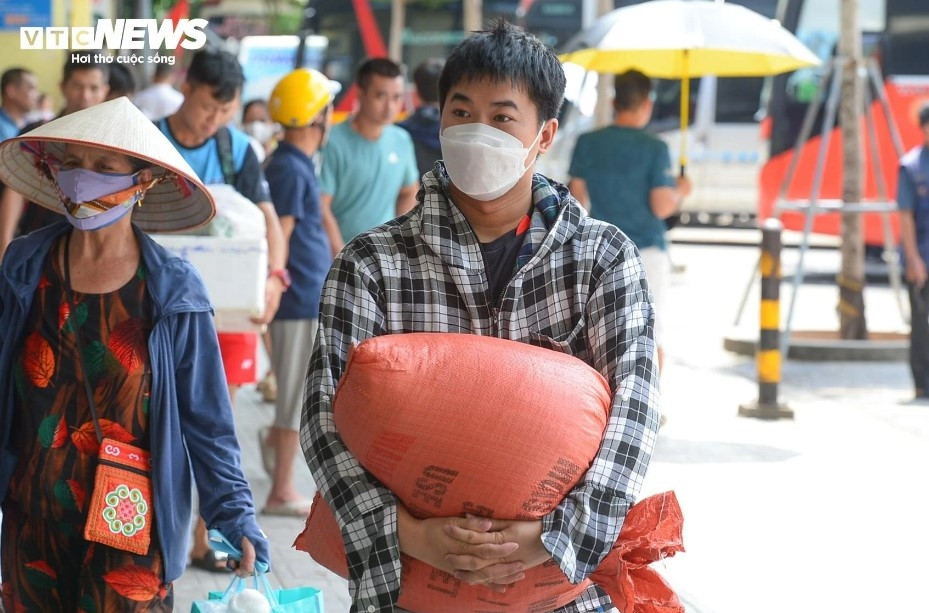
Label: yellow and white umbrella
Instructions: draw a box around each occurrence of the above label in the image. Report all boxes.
[559,0,821,173]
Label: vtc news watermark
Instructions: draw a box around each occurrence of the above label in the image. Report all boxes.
[20,19,208,65]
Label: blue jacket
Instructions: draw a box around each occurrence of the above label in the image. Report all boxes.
[899,145,929,269]
[0,222,269,582]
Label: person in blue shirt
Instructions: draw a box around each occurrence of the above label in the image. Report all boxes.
[897,104,929,399]
[0,68,37,142]
[397,57,445,178]
[0,98,268,611]
[320,57,419,253]
[254,68,335,518]
[0,68,37,256]
[157,48,287,571]
[568,69,691,370]
[156,49,287,400]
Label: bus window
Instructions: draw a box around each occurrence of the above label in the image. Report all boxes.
[760,0,929,246]
[649,78,700,132]
[735,0,778,18]
[769,0,886,159]
[883,0,928,75]
[716,77,766,123]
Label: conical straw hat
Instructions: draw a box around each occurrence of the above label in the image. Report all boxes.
[0,97,214,233]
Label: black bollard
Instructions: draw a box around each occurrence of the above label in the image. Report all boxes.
[739,218,794,419]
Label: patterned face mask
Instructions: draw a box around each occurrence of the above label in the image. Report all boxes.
[56,167,141,204]
[52,167,161,231]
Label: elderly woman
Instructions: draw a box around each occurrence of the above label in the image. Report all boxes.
[0,97,268,611]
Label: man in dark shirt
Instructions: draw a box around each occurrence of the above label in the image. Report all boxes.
[398,57,445,178]
[897,104,929,398]
[258,68,335,517]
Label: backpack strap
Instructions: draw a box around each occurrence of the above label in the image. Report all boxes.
[215,126,237,186]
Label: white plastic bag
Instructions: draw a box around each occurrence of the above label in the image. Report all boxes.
[205,184,267,240]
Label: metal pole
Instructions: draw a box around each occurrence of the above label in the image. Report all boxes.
[735,62,833,330]
[294,2,316,69]
[773,61,834,210]
[733,255,761,327]
[740,218,794,419]
[866,58,908,324]
[780,61,844,357]
[861,67,907,325]
[867,60,906,158]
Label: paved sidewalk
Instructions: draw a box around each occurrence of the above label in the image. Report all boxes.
[172,379,350,612]
[171,240,929,612]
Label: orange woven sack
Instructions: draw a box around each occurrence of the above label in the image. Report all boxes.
[295,333,684,612]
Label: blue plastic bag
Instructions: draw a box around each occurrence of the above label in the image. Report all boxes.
[190,530,324,613]
[190,575,324,613]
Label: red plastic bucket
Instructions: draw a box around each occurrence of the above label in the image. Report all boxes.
[217,331,258,385]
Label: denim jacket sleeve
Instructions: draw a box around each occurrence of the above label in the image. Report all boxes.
[173,309,270,567]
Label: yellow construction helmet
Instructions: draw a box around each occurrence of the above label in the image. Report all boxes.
[269,68,333,128]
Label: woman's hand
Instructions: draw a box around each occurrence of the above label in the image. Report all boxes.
[397,505,526,592]
[230,536,257,577]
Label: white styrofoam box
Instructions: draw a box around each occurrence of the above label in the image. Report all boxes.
[151,234,267,332]
[204,184,267,240]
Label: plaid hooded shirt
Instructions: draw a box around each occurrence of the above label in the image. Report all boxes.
[300,166,660,612]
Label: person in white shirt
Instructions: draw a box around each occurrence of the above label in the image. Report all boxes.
[134,60,184,121]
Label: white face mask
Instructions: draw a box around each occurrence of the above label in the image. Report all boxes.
[440,123,544,201]
[244,121,278,146]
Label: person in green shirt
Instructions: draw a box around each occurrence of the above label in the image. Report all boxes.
[319,58,419,254]
[568,69,691,370]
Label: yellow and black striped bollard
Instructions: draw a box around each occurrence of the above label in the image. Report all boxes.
[739,218,794,419]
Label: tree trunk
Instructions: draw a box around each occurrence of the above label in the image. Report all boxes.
[463,0,482,34]
[838,0,868,339]
[589,0,614,128]
[389,0,405,63]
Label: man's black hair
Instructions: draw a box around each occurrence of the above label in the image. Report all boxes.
[153,60,175,81]
[438,19,565,124]
[412,58,445,104]
[613,70,652,113]
[186,48,244,102]
[242,98,267,121]
[63,51,110,83]
[919,104,929,127]
[108,62,136,98]
[356,57,403,91]
[1,68,31,100]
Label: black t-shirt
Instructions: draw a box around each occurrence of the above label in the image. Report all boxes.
[480,227,524,305]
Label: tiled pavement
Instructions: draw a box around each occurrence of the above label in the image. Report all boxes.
[172,374,351,612]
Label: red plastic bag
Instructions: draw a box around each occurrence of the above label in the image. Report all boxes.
[591,490,686,613]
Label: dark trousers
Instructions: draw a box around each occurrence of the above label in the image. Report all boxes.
[908,282,929,395]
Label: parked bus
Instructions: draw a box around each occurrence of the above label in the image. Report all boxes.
[759,0,929,245]
[529,0,778,224]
